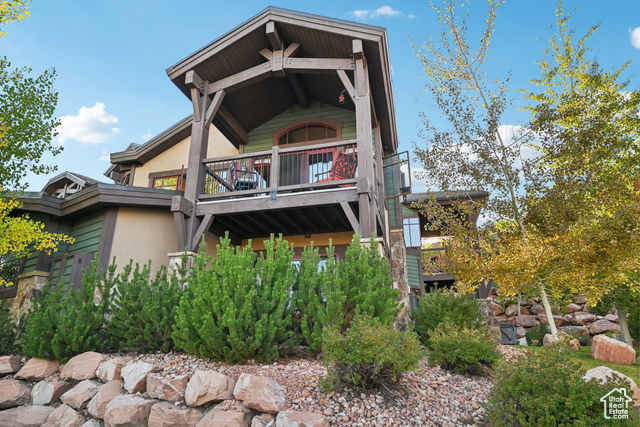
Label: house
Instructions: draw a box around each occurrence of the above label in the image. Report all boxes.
[3,7,418,322]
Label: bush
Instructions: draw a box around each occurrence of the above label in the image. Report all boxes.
[322,313,424,391]
[412,288,482,347]
[487,346,640,426]
[427,320,501,374]
[107,261,184,353]
[173,234,295,364]
[294,235,401,353]
[525,323,550,346]
[22,258,111,362]
[0,301,19,354]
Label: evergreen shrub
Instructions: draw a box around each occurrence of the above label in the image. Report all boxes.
[525,323,550,346]
[487,346,640,426]
[427,320,501,374]
[0,301,19,354]
[412,288,482,347]
[322,312,424,391]
[22,258,111,362]
[107,261,184,353]
[172,234,296,364]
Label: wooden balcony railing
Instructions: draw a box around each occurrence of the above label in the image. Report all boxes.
[200,139,358,201]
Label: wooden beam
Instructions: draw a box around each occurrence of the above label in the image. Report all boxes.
[191,214,215,251]
[185,70,204,93]
[218,106,248,145]
[315,207,335,232]
[259,48,273,61]
[171,195,193,216]
[190,88,202,122]
[287,74,310,108]
[275,211,306,235]
[283,58,355,73]
[283,43,300,58]
[266,21,283,50]
[174,212,187,251]
[273,49,285,78]
[337,70,355,103]
[259,212,289,235]
[341,201,360,232]
[352,39,364,60]
[295,210,320,234]
[206,62,272,95]
[332,205,351,230]
[204,90,225,128]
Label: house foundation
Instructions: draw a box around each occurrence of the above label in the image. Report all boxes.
[390,229,410,329]
[9,271,50,321]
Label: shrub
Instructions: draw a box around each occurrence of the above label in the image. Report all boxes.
[487,346,640,426]
[173,234,295,364]
[22,258,112,362]
[412,288,482,347]
[427,320,501,374]
[525,323,550,346]
[0,301,19,354]
[107,261,184,353]
[294,235,401,353]
[322,313,424,391]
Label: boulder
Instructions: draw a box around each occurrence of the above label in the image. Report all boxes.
[516,326,526,339]
[42,404,85,427]
[87,380,123,419]
[590,335,637,365]
[251,414,275,427]
[529,304,545,315]
[60,351,104,381]
[31,379,72,405]
[185,370,235,407]
[575,294,587,304]
[15,358,59,381]
[147,374,188,402]
[515,315,538,328]
[121,361,163,394]
[538,314,569,327]
[542,332,580,351]
[196,409,251,427]
[589,320,621,335]
[148,401,203,427]
[0,379,31,409]
[504,305,519,317]
[498,318,516,325]
[489,302,504,316]
[103,395,157,427]
[81,420,101,427]
[96,357,128,383]
[557,326,590,340]
[233,373,286,414]
[0,406,55,427]
[584,366,640,406]
[604,314,619,323]
[60,379,101,409]
[0,355,22,376]
[566,303,582,314]
[276,411,330,427]
[569,313,596,326]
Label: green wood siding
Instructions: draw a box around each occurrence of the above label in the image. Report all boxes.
[21,214,49,274]
[385,167,397,226]
[402,205,415,218]
[245,101,356,153]
[407,252,421,287]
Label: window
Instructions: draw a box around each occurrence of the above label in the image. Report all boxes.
[278,124,337,146]
[152,175,182,190]
[149,169,186,191]
[403,217,421,248]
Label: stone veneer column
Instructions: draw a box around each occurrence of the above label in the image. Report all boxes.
[389,229,410,329]
[167,251,197,288]
[10,271,50,321]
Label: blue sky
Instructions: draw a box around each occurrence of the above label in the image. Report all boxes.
[2,0,638,192]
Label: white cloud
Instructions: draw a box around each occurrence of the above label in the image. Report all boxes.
[99,148,110,162]
[141,130,152,141]
[630,27,640,49]
[57,102,120,144]
[348,6,413,21]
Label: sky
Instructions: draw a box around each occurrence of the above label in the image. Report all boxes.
[1,0,639,192]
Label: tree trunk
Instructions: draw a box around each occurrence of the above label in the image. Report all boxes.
[617,307,632,345]
[540,287,558,338]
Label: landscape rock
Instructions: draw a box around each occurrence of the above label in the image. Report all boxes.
[148,401,203,427]
[590,335,637,365]
[15,358,59,381]
[31,379,72,405]
[558,325,590,340]
[185,369,235,407]
[529,304,545,315]
[575,294,587,304]
[584,366,640,406]
[96,357,128,383]
[566,303,583,313]
[516,326,526,339]
[196,409,251,427]
[0,405,55,427]
[43,404,85,427]
[569,313,596,326]
[489,302,504,316]
[589,320,621,335]
[60,351,104,381]
[147,374,188,402]
[515,315,538,328]
[538,314,569,327]
[0,355,22,376]
[81,419,101,427]
[0,379,31,409]
[233,373,286,413]
[276,411,330,427]
[103,395,157,427]
[251,413,275,427]
[543,332,580,351]
[121,361,163,394]
[60,380,101,409]
[505,305,520,317]
[87,380,123,419]
[604,314,619,323]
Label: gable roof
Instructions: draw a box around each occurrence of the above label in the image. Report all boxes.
[42,171,103,198]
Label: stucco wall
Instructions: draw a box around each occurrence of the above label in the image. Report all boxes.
[132,125,238,188]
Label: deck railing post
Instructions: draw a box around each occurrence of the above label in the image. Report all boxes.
[270,145,280,192]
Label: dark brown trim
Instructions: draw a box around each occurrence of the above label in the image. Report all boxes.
[0,286,17,300]
[35,218,59,272]
[148,169,187,189]
[97,208,118,271]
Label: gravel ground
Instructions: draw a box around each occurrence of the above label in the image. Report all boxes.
[112,345,522,427]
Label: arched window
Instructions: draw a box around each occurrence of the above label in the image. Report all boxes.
[277,123,337,146]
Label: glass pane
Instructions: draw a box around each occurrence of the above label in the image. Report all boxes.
[278,134,288,145]
[288,126,307,144]
[327,127,336,138]
[153,176,178,190]
[307,125,326,141]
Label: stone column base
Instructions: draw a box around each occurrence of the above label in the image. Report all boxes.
[167,251,197,287]
[10,271,50,322]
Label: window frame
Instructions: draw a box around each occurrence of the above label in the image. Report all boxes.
[148,169,186,191]
[271,117,343,148]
